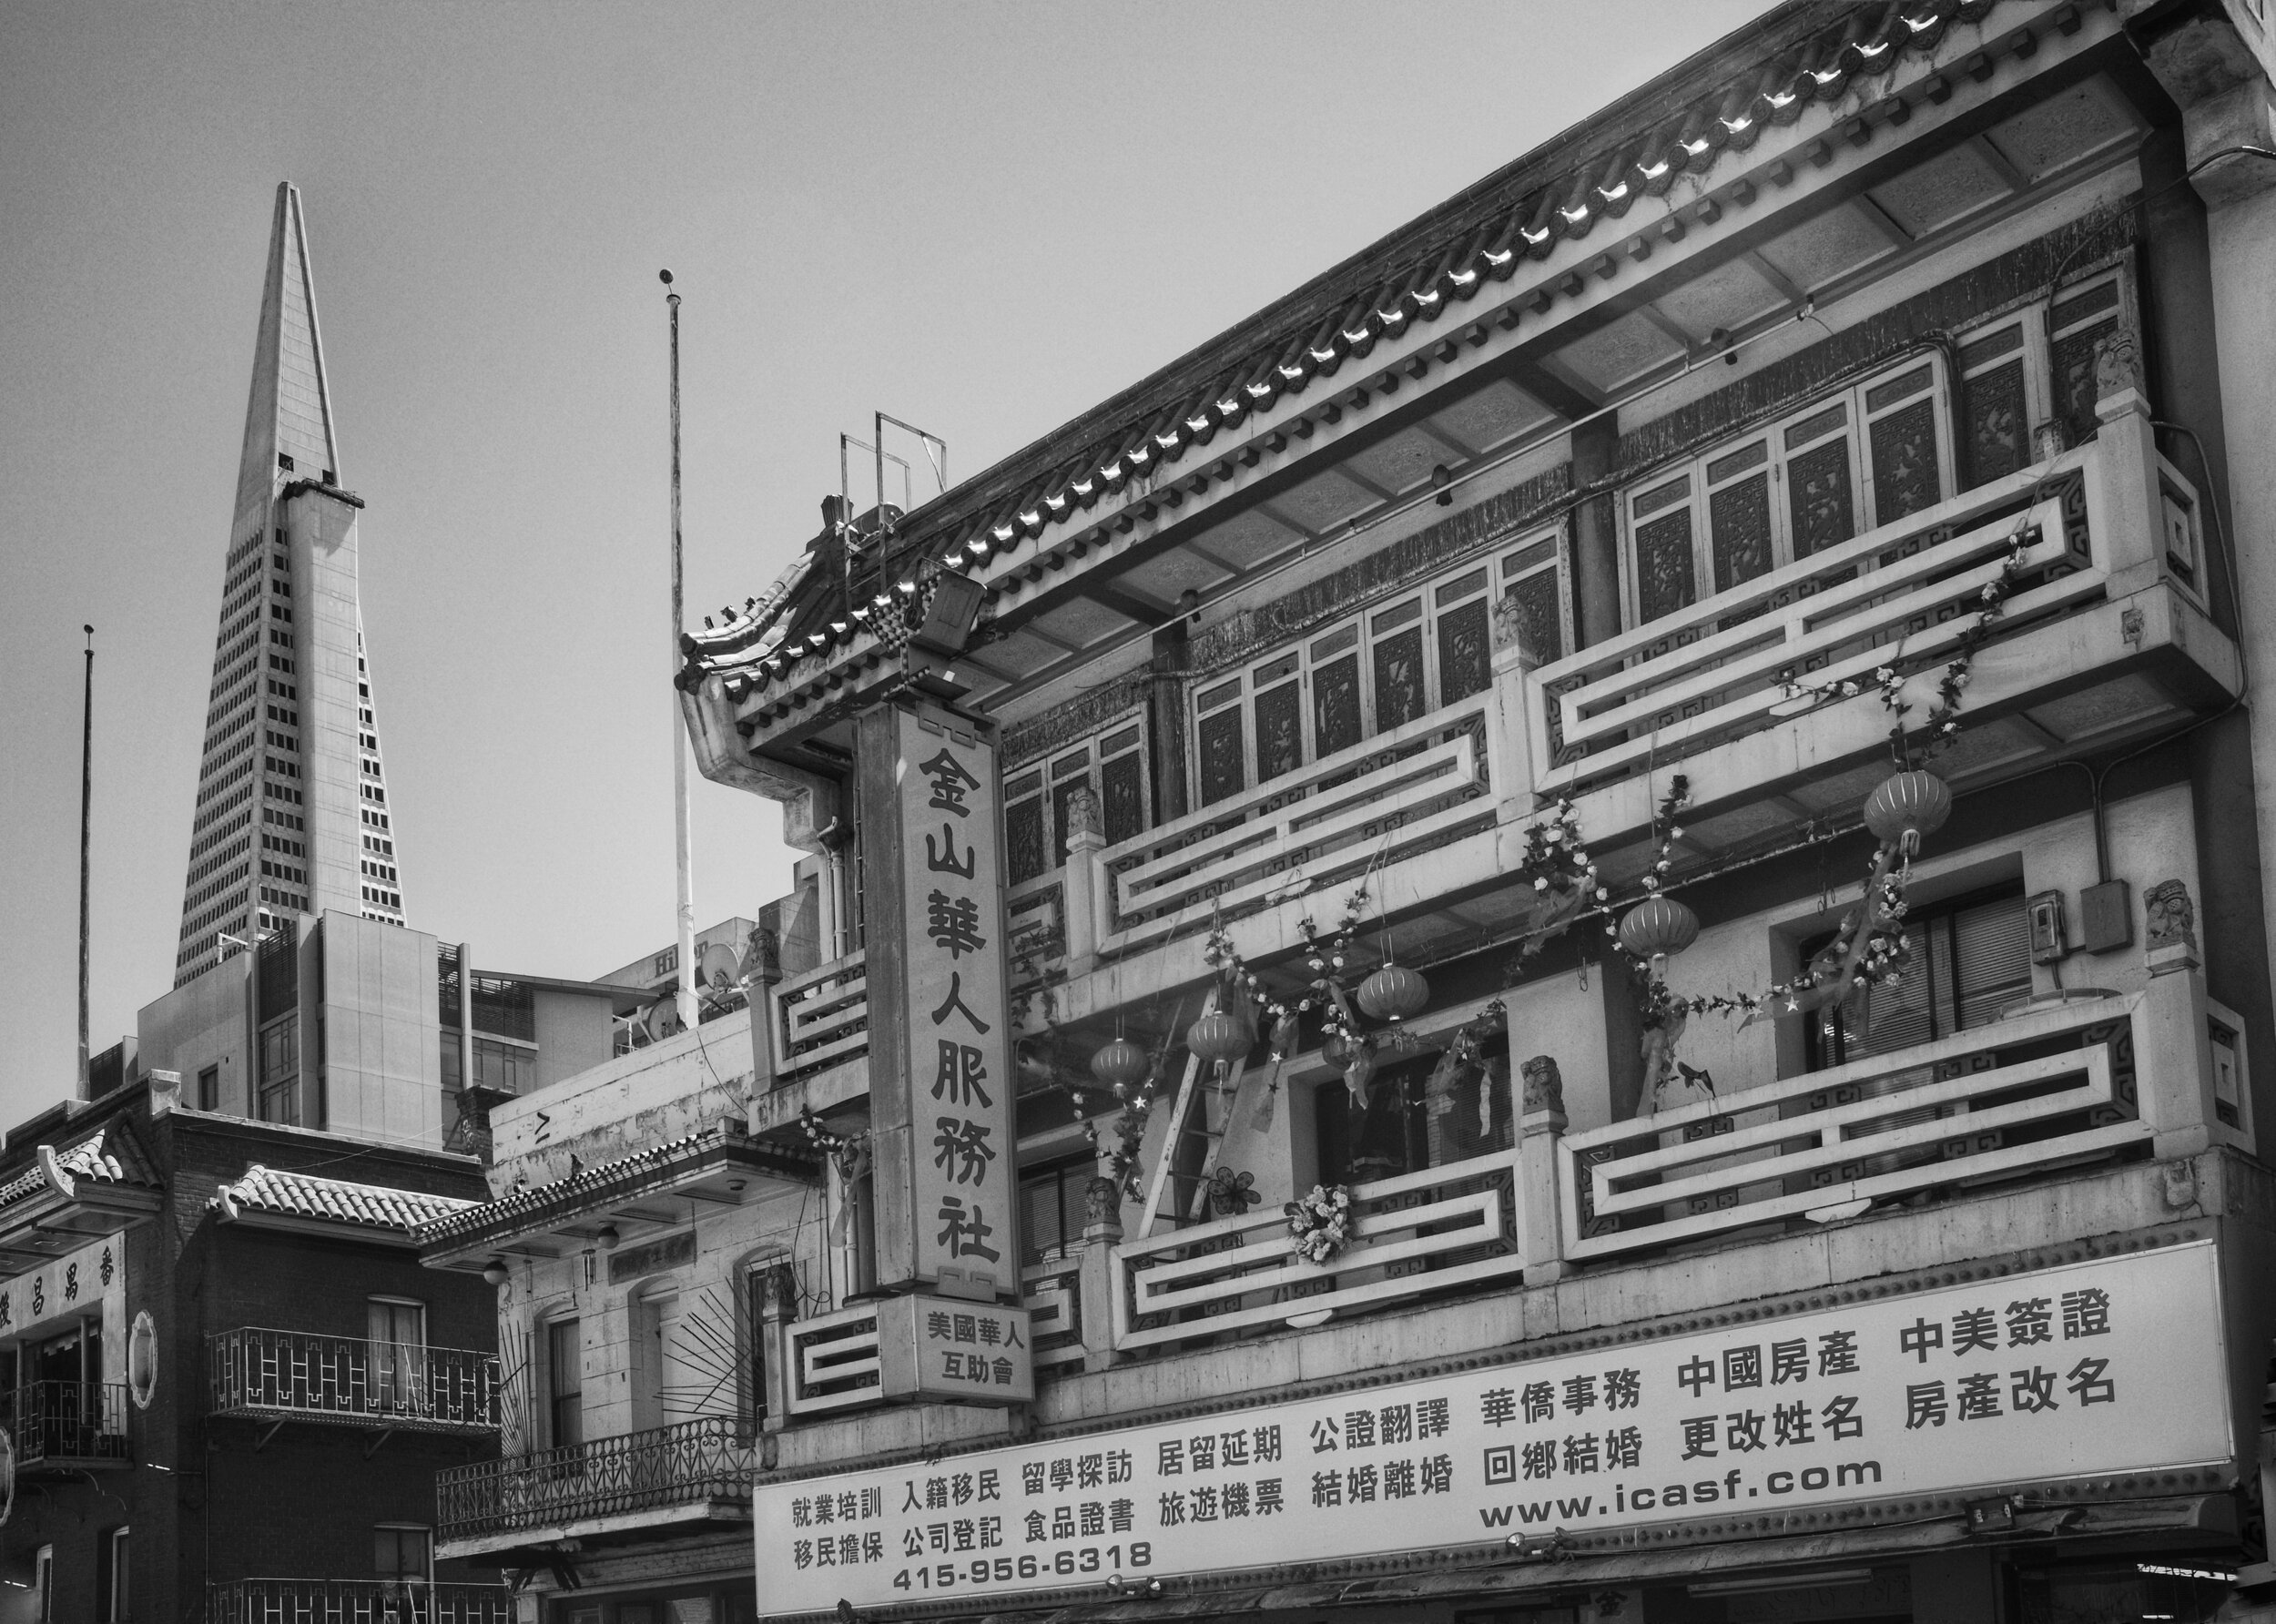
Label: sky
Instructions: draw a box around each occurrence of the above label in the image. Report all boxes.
[0,0,1763,1126]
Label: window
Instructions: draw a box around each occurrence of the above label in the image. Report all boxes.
[1621,358,1953,627]
[99,1527,128,1623]
[368,1298,427,1413]
[374,1524,431,1582]
[1017,1156,1092,1265]
[1805,886,2031,1069]
[1314,1036,1512,1185]
[441,1034,536,1098]
[197,1064,218,1111]
[1005,718,1149,884]
[1194,558,1498,807]
[547,1318,583,1448]
[258,1014,299,1124]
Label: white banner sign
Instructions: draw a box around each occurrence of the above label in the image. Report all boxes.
[754,1243,2230,1617]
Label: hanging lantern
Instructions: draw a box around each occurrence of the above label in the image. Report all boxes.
[1089,1036,1150,1090]
[1356,962,1429,1022]
[1618,895,1700,962]
[1187,1011,1252,1066]
[1863,769,1952,858]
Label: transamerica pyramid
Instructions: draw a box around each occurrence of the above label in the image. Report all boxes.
[174,183,405,984]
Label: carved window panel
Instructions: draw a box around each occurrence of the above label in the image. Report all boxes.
[1867,393,1942,525]
[1253,680,1304,783]
[1371,621,1428,731]
[1633,509,1697,624]
[1004,715,1150,874]
[1197,705,1245,806]
[1785,436,1856,557]
[1312,652,1363,757]
[1707,450,1774,594]
[1435,590,1491,704]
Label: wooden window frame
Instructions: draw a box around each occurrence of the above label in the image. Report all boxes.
[1618,351,1957,630]
[1003,712,1151,882]
[1188,549,1512,805]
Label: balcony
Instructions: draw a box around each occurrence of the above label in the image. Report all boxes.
[1558,989,2190,1263]
[1112,1145,1524,1351]
[208,1328,499,1436]
[205,1578,513,1624]
[754,939,2240,1411]
[434,1416,755,1551]
[1519,401,2232,820]
[752,952,870,1132]
[1088,695,1495,959]
[0,1380,129,1470]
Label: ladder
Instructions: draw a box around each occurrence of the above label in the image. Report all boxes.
[1135,986,1250,1236]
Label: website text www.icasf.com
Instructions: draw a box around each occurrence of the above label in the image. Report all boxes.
[1479,1461,1885,1529]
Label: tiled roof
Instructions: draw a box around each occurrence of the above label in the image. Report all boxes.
[414,1126,818,1254]
[0,1122,158,1213]
[681,0,2017,700]
[210,1164,477,1235]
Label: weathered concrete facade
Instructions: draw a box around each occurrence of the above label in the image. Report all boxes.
[432,4,2276,1621]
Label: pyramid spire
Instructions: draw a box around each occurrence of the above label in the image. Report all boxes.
[175,186,405,986]
[232,183,340,528]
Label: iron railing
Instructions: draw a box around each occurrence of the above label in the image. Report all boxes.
[435,1415,755,1541]
[0,1380,130,1467]
[209,1328,499,1432]
[205,1578,513,1624]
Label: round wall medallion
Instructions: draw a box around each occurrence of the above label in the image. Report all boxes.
[128,1310,158,1411]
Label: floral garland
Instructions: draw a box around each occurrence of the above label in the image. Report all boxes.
[1285,1183,1354,1265]
[800,1112,874,1243]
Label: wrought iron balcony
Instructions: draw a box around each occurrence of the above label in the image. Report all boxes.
[434,1415,755,1546]
[208,1327,499,1434]
[205,1578,513,1624]
[0,1380,129,1469]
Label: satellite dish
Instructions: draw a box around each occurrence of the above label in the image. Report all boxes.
[640,996,680,1044]
[696,942,741,1001]
[0,1426,16,1527]
[128,1311,157,1411]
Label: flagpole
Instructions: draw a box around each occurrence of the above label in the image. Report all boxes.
[663,271,698,1032]
[78,624,95,1099]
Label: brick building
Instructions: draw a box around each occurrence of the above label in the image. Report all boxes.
[0,1072,508,1622]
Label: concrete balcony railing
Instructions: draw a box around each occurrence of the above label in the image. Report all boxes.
[756,943,2240,1415]
[209,1328,500,1435]
[1520,392,2220,802]
[1062,694,1494,966]
[434,1415,755,1546]
[1111,1144,1526,1353]
[0,1379,130,1470]
[205,1578,513,1624]
[770,950,869,1089]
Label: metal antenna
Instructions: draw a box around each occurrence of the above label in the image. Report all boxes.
[77,624,94,1101]
[662,271,697,1033]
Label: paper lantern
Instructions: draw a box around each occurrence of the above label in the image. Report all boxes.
[1187,1011,1251,1066]
[1863,769,1952,857]
[1356,963,1429,1023]
[1089,1037,1150,1090]
[1618,895,1700,961]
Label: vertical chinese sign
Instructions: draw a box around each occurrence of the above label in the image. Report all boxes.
[859,702,1021,1306]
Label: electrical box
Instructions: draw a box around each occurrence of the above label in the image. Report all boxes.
[2027,890,2069,963]
[2079,878,2133,955]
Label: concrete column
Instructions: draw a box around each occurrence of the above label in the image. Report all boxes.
[757,1262,798,1433]
[2139,883,2220,1160]
[1487,594,1543,821]
[1516,1054,1569,1284]
[1570,419,1621,649]
[2172,40,2276,1088]
[1062,789,1104,976]
[1077,1173,1125,1373]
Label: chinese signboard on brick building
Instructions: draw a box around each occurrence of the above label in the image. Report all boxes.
[859,702,1019,1302]
[752,1243,2230,1618]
